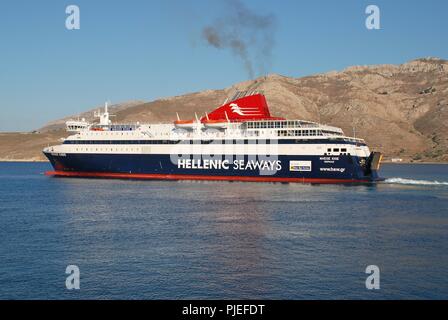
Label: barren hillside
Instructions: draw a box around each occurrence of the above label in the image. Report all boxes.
[1,58,447,162]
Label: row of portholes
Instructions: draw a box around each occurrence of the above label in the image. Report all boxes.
[74,148,140,152]
[83,132,138,136]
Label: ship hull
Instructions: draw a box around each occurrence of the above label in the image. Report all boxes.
[43,152,383,183]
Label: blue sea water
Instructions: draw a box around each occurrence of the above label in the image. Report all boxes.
[0,162,447,300]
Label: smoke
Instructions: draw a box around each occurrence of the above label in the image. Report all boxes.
[202,0,276,79]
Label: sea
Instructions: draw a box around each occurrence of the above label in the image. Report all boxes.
[0,162,447,300]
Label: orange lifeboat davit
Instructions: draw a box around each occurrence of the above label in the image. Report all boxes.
[174,119,196,129]
[201,111,229,129]
[174,112,202,130]
[202,118,229,129]
[91,127,105,131]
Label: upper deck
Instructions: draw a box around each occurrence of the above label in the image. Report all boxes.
[63,119,365,146]
[62,92,365,145]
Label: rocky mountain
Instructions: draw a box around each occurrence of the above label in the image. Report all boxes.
[1,57,447,162]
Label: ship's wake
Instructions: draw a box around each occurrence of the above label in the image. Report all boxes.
[384,177,448,186]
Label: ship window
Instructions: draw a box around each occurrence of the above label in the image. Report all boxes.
[333,148,339,152]
[327,148,331,152]
[341,148,347,152]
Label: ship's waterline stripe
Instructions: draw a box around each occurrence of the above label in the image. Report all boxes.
[45,170,372,184]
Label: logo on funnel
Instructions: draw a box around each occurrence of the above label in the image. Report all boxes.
[229,103,262,116]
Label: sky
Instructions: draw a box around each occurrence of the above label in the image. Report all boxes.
[1,0,447,131]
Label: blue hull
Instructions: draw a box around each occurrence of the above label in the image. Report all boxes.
[43,152,382,183]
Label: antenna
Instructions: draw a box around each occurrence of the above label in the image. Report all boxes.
[352,116,358,139]
[95,101,112,125]
[205,112,209,120]
[176,112,180,121]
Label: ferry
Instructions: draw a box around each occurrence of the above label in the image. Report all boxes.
[43,91,383,183]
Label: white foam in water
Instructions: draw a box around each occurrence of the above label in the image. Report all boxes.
[385,177,448,186]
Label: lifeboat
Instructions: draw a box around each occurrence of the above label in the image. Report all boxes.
[174,119,195,129]
[202,118,229,129]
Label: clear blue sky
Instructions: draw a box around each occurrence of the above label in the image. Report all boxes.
[1,0,447,131]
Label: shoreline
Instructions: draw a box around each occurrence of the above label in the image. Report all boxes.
[0,159,49,163]
[381,161,448,165]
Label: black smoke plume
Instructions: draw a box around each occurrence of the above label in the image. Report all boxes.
[202,0,276,79]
